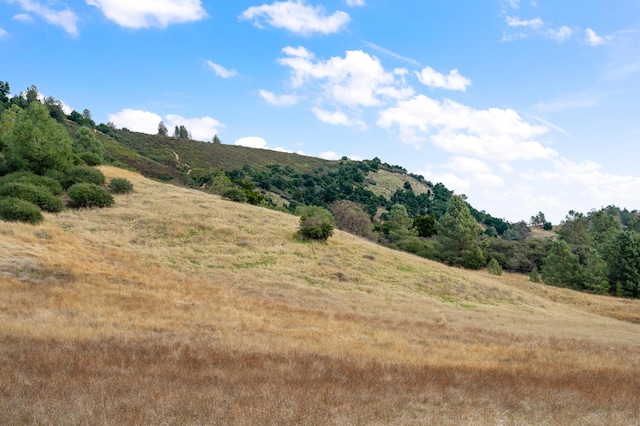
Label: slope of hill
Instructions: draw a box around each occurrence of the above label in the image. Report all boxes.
[1,167,639,424]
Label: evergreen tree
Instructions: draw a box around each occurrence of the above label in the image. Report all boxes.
[213,134,222,144]
[386,204,417,243]
[158,121,168,136]
[436,195,485,269]
[542,240,582,289]
[2,101,74,175]
[582,249,609,294]
[173,125,180,138]
[603,231,640,298]
[72,126,105,165]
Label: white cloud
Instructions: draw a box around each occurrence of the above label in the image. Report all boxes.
[312,108,365,129]
[362,41,421,67]
[319,151,341,160]
[533,94,600,112]
[12,13,32,22]
[11,0,79,35]
[472,173,505,188]
[506,16,543,29]
[86,0,207,29]
[548,25,572,43]
[108,109,223,141]
[259,89,299,106]
[278,47,412,107]
[206,61,237,78]
[345,0,365,7]
[234,136,268,149]
[240,1,350,36]
[0,28,8,40]
[165,114,224,141]
[377,94,555,162]
[109,109,162,134]
[585,28,610,46]
[415,67,471,91]
[443,157,492,174]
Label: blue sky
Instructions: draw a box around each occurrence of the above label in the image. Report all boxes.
[1,0,639,223]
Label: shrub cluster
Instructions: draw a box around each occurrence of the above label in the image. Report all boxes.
[108,178,133,194]
[487,258,503,276]
[59,166,106,190]
[221,188,247,203]
[0,171,63,195]
[67,183,114,208]
[0,182,64,212]
[0,197,43,224]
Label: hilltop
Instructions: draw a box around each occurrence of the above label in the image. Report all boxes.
[1,166,639,424]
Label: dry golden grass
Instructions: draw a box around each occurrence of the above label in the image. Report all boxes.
[1,166,639,424]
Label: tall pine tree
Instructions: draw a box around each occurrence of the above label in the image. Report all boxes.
[436,195,485,269]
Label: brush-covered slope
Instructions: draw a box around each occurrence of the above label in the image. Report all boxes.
[1,166,639,425]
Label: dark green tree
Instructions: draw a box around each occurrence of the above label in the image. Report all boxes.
[2,101,74,175]
[413,214,437,238]
[542,240,582,289]
[213,134,222,144]
[557,210,592,246]
[582,249,609,294]
[436,195,485,269]
[386,204,417,243]
[603,231,640,298]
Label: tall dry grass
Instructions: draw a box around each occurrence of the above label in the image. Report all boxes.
[1,166,639,424]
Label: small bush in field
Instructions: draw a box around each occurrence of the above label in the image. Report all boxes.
[530,268,542,283]
[0,182,64,212]
[296,206,334,241]
[487,258,503,276]
[67,183,114,208]
[60,166,106,189]
[0,197,43,224]
[108,178,133,194]
[222,188,247,203]
[0,171,63,195]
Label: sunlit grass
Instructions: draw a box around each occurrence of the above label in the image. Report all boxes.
[1,166,639,424]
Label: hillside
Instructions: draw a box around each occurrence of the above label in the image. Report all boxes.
[1,166,639,424]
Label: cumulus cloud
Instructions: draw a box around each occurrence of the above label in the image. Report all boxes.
[109,109,162,134]
[86,0,207,29]
[108,109,223,141]
[11,0,79,35]
[377,94,555,161]
[312,108,365,129]
[206,61,237,78]
[415,67,471,91]
[278,46,412,107]
[234,136,268,149]
[165,114,224,141]
[585,28,609,46]
[240,1,350,36]
[319,151,341,160]
[548,25,572,43]
[259,89,299,106]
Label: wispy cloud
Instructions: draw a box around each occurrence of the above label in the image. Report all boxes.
[0,28,8,40]
[206,61,237,78]
[10,0,79,36]
[362,41,421,67]
[259,89,299,106]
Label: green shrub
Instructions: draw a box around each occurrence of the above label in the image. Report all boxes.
[487,258,503,276]
[543,222,553,231]
[222,188,247,203]
[0,182,64,212]
[530,268,541,283]
[60,166,106,189]
[0,171,63,195]
[296,206,334,241]
[108,177,133,194]
[0,197,43,224]
[67,183,114,208]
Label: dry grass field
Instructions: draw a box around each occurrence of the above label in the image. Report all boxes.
[1,166,639,425]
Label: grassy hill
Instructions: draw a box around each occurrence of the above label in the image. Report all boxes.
[1,166,639,424]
